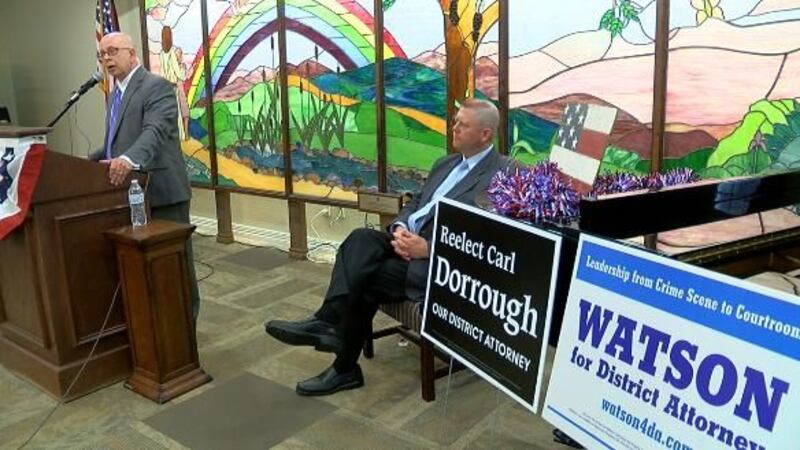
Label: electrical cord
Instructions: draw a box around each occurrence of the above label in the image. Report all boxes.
[363,212,379,230]
[17,283,121,450]
[306,241,340,264]
[773,273,800,296]
[19,165,155,447]
[309,207,327,239]
[68,109,75,157]
[73,102,93,157]
[307,241,338,252]
[195,260,215,283]
[330,207,346,226]
[192,230,258,248]
[309,204,346,239]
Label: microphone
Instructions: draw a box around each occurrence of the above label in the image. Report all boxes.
[68,71,104,103]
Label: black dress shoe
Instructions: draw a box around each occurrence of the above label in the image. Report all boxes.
[264,316,343,353]
[553,429,585,449]
[296,364,364,396]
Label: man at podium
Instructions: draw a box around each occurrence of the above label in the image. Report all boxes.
[90,32,200,322]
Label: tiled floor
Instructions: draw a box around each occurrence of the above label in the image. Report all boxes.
[0,235,578,449]
[2,234,797,449]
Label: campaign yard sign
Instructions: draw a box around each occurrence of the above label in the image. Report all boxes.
[420,198,562,412]
[544,234,800,450]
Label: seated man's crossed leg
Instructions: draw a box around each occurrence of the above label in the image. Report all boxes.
[265,228,408,396]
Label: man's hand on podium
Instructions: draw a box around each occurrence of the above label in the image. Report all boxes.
[101,157,133,186]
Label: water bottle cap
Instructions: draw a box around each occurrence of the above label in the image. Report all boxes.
[131,179,139,185]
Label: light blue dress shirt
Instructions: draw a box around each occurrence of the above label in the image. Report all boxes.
[405,146,493,233]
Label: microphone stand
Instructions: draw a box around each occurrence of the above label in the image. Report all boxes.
[47,92,83,128]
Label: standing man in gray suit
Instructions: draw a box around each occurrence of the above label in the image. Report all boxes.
[266,99,506,396]
[92,32,200,322]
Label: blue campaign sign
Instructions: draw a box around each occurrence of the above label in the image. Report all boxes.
[543,234,800,450]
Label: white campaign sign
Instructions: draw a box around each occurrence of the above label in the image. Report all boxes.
[543,234,800,450]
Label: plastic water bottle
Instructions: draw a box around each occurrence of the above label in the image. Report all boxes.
[128,179,147,227]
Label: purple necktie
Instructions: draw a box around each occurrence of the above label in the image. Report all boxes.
[104,87,123,160]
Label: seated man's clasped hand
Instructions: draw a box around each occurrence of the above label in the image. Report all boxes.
[390,226,428,261]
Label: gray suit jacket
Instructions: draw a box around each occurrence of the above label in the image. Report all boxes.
[91,68,191,207]
[395,149,507,302]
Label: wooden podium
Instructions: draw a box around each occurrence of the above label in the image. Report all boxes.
[0,127,136,400]
[105,220,211,403]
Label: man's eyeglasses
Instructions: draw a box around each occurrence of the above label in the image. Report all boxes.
[97,47,132,60]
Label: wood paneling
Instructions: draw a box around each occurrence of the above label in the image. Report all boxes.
[105,220,211,403]
[0,134,136,401]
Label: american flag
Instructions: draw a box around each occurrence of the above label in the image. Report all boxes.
[549,103,618,193]
[95,0,120,95]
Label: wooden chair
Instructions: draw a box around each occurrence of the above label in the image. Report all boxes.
[363,299,466,402]
[363,300,434,400]
[357,191,464,402]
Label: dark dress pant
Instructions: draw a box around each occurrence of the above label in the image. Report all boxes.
[315,228,411,371]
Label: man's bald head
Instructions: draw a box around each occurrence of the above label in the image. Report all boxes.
[101,32,135,49]
[98,32,140,80]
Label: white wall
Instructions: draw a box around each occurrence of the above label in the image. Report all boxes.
[1,0,141,155]
[0,3,17,123]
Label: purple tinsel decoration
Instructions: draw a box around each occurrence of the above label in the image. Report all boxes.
[643,172,664,190]
[591,168,700,197]
[488,164,698,223]
[487,162,580,224]
[590,172,644,196]
[659,167,700,186]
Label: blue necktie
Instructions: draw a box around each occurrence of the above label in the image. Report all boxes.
[104,87,123,160]
[408,159,471,233]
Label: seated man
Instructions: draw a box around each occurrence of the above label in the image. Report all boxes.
[265,99,507,396]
